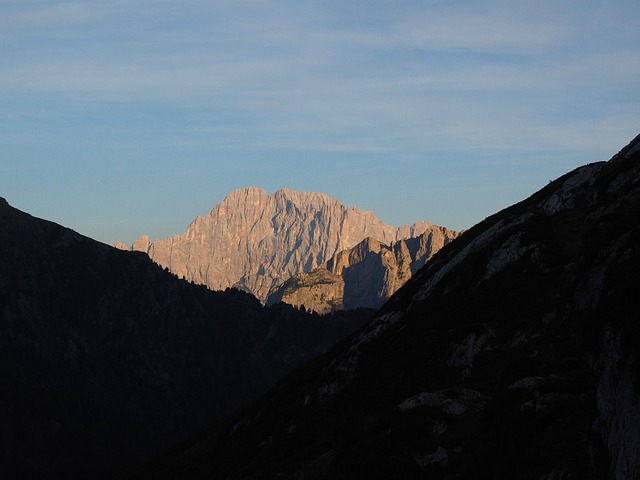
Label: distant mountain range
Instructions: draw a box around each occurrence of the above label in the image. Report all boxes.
[119,187,449,305]
[0,199,372,479]
[137,134,640,479]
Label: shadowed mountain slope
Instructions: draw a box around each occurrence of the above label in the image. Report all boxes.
[0,200,372,479]
[138,134,640,480]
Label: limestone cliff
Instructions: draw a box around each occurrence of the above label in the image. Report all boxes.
[128,188,433,302]
[267,226,459,313]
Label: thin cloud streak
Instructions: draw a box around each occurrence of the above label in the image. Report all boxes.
[1,0,639,243]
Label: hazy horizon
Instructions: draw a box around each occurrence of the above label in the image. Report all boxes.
[2,0,639,245]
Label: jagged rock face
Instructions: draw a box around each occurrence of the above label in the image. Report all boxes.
[138,134,640,480]
[267,226,459,313]
[129,188,432,302]
[0,198,373,479]
[267,269,346,314]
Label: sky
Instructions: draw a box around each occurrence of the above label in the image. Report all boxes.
[2,0,639,245]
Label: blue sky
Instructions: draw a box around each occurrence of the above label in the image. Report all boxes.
[2,0,639,245]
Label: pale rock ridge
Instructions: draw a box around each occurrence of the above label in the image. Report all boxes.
[132,234,152,254]
[267,225,459,313]
[112,241,129,251]
[129,187,433,302]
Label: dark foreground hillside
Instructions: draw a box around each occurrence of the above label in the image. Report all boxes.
[139,134,640,480]
[0,200,372,479]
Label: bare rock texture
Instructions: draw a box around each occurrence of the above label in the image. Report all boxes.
[129,188,432,301]
[267,226,459,313]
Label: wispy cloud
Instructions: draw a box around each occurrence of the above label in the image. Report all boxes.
[2,0,639,242]
[0,1,105,31]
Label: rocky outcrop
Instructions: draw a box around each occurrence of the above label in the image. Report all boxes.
[127,188,433,302]
[267,226,459,313]
[138,134,640,480]
[267,269,345,314]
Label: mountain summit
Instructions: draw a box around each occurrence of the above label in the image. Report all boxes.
[127,187,435,301]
